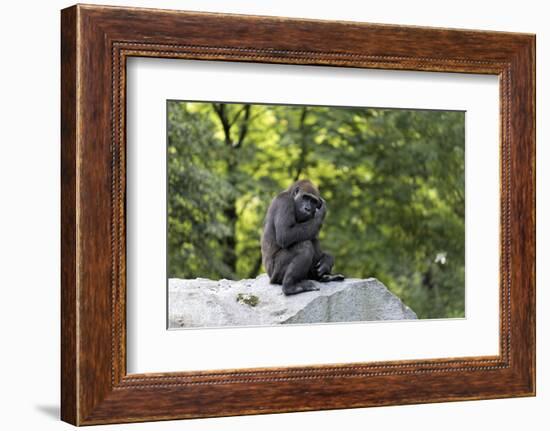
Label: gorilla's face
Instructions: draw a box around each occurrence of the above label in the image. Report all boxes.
[293,189,322,222]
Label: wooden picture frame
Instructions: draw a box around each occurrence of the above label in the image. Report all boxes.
[61,4,535,425]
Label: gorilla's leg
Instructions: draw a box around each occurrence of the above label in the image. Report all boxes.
[281,241,319,295]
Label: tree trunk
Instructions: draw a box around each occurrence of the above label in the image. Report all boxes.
[212,103,251,278]
[222,198,238,277]
[294,107,309,181]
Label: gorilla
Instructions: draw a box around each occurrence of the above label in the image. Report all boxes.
[261,179,344,295]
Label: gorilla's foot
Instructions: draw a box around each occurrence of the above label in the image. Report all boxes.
[319,273,345,282]
[282,280,320,295]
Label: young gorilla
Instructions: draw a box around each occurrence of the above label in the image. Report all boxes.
[261,179,344,295]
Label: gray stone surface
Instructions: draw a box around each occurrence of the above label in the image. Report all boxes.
[168,274,417,329]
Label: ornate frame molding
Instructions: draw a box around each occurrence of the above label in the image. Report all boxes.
[61,5,535,425]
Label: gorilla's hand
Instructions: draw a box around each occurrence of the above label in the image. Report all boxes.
[315,253,333,277]
[315,261,330,277]
[314,198,327,224]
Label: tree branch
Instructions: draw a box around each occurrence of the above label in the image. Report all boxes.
[234,105,251,148]
[212,103,232,147]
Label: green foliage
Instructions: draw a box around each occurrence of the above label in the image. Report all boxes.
[167,101,465,318]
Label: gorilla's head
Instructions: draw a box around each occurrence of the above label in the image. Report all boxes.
[290,179,323,222]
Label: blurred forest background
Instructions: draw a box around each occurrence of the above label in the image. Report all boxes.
[167,101,465,319]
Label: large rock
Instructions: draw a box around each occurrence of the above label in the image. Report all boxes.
[168,274,417,329]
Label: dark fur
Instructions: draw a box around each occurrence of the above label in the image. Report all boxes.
[261,179,344,295]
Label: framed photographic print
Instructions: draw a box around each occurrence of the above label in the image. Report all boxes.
[61,4,535,425]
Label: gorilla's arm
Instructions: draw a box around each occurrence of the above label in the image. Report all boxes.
[273,196,325,249]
